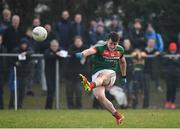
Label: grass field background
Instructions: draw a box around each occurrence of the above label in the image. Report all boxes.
[0,109,180,128]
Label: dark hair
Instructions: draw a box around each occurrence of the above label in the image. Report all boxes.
[107,32,120,43]
[134,18,141,23]
[73,36,83,42]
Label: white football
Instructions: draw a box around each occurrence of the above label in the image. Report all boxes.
[32,26,47,42]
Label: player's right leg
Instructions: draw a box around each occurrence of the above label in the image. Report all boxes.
[79,69,115,92]
[79,74,93,92]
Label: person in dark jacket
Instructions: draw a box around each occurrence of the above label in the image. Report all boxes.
[44,39,63,109]
[55,10,71,50]
[44,24,56,45]
[107,15,127,43]
[40,24,56,53]
[21,27,37,96]
[94,24,107,43]
[128,18,145,50]
[9,38,34,109]
[3,15,22,53]
[163,42,180,109]
[87,20,97,46]
[0,9,11,35]
[70,14,87,45]
[66,36,87,109]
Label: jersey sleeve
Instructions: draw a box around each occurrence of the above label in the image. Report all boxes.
[118,45,125,53]
[117,45,125,58]
[92,41,106,54]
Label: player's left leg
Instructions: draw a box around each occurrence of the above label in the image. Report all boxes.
[93,86,124,125]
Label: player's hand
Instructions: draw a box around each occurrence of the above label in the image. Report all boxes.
[120,76,127,92]
[120,76,127,86]
[75,52,83,59]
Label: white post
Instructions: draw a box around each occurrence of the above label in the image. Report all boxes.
[14,66,18,111]
[55,60,60,109]
[41,59,47,91]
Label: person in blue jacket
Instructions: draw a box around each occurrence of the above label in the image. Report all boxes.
[145,23,164,52]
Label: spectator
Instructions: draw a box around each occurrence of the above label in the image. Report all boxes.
[23,27,37,51]
[32,23,57,53]
[31,17,42,53]
[163,42,180,109]
[94,24,107,43]
[2,15,22,109]
[87,20,97,46]
[65,36,87,109]
[55,10,71,50]
[41,23,56,53]
[128,18,145,50]
[144,38,163,93]
[123,39,133,54]
[9,38,34,108]
[130,49,149,108]
[145,23,164,52]
[122,39,133,107]
[39,23,57,94]
[31,18,48,92]
[3,15,21,53]
[44,39,62,109]
[0,35,6,109]
[107,15,126,42]
[55,11,72,85]
[32,17,41,28]
[0,9,12,35]
[70,13,87,45]
[21,27,37,96]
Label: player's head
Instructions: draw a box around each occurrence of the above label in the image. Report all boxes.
[107,32,119,51]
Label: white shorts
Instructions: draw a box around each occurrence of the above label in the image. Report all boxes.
[92,69,116,87]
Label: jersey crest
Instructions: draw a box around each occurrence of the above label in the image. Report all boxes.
[102,50,120,59]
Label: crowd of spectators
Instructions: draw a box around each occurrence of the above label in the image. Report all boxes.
[0,8,179,109]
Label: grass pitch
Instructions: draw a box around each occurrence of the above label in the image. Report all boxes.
[0,109,180,128]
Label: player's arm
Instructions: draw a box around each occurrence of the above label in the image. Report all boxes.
[119,55,127,77]
[119,55,127,87]
[81,47,97,57]
[76,47,97,59]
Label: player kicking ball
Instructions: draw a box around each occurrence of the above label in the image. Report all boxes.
[76,32,127,125]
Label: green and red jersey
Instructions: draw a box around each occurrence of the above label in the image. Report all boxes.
[91,41,124,74]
